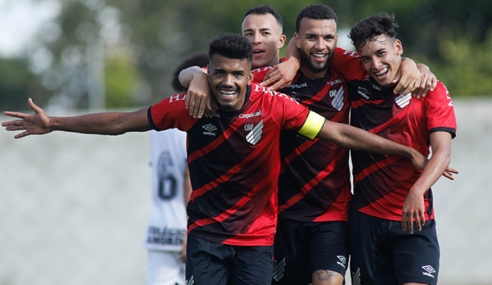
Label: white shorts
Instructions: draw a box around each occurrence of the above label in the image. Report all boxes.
[147,250,185,285]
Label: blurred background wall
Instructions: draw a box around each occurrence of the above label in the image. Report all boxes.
[1,0,491,284]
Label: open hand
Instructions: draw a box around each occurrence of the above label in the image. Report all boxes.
[2,98,52,139]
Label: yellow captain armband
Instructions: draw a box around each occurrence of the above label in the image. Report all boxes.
[298,111,326,141]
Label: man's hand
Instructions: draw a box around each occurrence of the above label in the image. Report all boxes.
[185,72,216,118]
[402,189,425,234]
[2,98,52,139]
[393,58,421,96]
[413,64,438,98]
[178,235,187,263]
[261,58,299,91]
[409,152,458,180]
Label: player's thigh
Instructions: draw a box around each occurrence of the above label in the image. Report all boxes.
[231,245,274,285]
[147,250,185,285]
[273,219,310,285]
[392,219,440,285]
[349,209,396,285]
[185,235,233,285]
[309,221,349,285]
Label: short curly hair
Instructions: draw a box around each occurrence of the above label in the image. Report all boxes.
[296,4,338,33]
[349,12,399,49]
[208,34,253,63]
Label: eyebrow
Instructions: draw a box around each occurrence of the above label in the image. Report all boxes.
[243,28,273,33]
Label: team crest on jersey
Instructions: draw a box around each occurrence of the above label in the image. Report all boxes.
[330,87,345,111]
[202,124,217,136]
[395,93,411,108]
[245,120,263,145]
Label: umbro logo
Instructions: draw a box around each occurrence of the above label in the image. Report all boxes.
[337,255,347,268]
[202,124,217,136]
[422,265,436,278]
[357,87,371,99]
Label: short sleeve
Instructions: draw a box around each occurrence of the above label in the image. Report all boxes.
[424,82,457,138]
[330,47,367,82]
[149,92,196,131]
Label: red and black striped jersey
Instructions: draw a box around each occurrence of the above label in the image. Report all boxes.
[331,48,457,221]
[255,66,352,222]
[148,84,310,246]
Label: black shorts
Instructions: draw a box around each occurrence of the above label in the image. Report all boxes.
[349,209,440,285]
[272,219,349,285]
[185,235,274,285]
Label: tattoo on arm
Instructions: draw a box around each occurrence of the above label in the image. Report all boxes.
[315,270,340,281]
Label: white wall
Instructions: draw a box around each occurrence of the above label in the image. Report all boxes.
[1,98,491,285]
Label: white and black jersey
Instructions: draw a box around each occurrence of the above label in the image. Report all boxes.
[143,129,188,252]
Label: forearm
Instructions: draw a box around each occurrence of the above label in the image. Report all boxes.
[410,150,451,195]
[50,108,151,135]
[286,38,300,66]
[178,66,206,88]
[320,123,420,160]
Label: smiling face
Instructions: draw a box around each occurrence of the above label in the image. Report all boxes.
[208,54,254,112]
[242,13,286,69]
[357,34,403,87]
[294,18,338,79]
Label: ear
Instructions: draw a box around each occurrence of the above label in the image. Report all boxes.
[294,33,301,49]
[278,34,287,49]
[394,39,403,56]
[248,70,255,85]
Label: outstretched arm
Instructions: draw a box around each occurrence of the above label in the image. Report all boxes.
[2,98,151,139]
[401,131,453,234]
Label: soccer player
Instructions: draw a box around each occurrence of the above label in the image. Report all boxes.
[3,34,431,285]
[144,53,207,285]
[329,13,457,285]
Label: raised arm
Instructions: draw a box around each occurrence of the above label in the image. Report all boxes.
[2,98,151,139]
[401,131,453,234]
[178,66,215,119]
[261,38,300,90]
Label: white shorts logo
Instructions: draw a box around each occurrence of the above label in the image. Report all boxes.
[422,265,436,278]
[337,255,347,268]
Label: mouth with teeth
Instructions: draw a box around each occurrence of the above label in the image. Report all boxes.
[218,88,238,98]
[311,52,328,62]
[253,48,266,57]
[374,66,389,80]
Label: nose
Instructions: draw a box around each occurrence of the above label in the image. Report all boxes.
[252,32,262,45]
[371,57,381,69]
[222,74,234,87]
[314,38,324,50]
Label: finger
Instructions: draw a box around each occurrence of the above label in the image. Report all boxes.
[3,111,28,119]
[262,68,278,83]
[197,97,207,119]
[443,171,455,180]
[191,96,201,118]
[402,213,407,231]
[268,80,288,91]
[408,213,414,234]
[420,211,426,228]
[28,98,42,114]
[262,75,279,88]
[414,213,422,232]
[14,131,30,139]
[430,76,437,91]
[2,119,24,127]
[5,125,26,131]
[185,92,191,109]
[446,167,459,174]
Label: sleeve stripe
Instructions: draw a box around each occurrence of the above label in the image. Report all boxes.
[147,106,160,131]
[298,111,326,140]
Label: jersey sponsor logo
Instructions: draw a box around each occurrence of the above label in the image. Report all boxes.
[358,87,371,99]
[239,110,262,119]
[286,82,308,89]
[330,87,345,111]
[337,255,347,268]
[422,265,436,278]
[245,120,263,145]
[168,93,186,103]
[202,124,217,136]
[146,227,186,245]
[326,79,343,86]
[395,93,412,108]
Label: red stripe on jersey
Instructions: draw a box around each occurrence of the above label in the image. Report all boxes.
[187,104,259,164]
[188,167,278,233]
[189,142,265,202]
[351,98,384,109]
[278,148,348,213]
